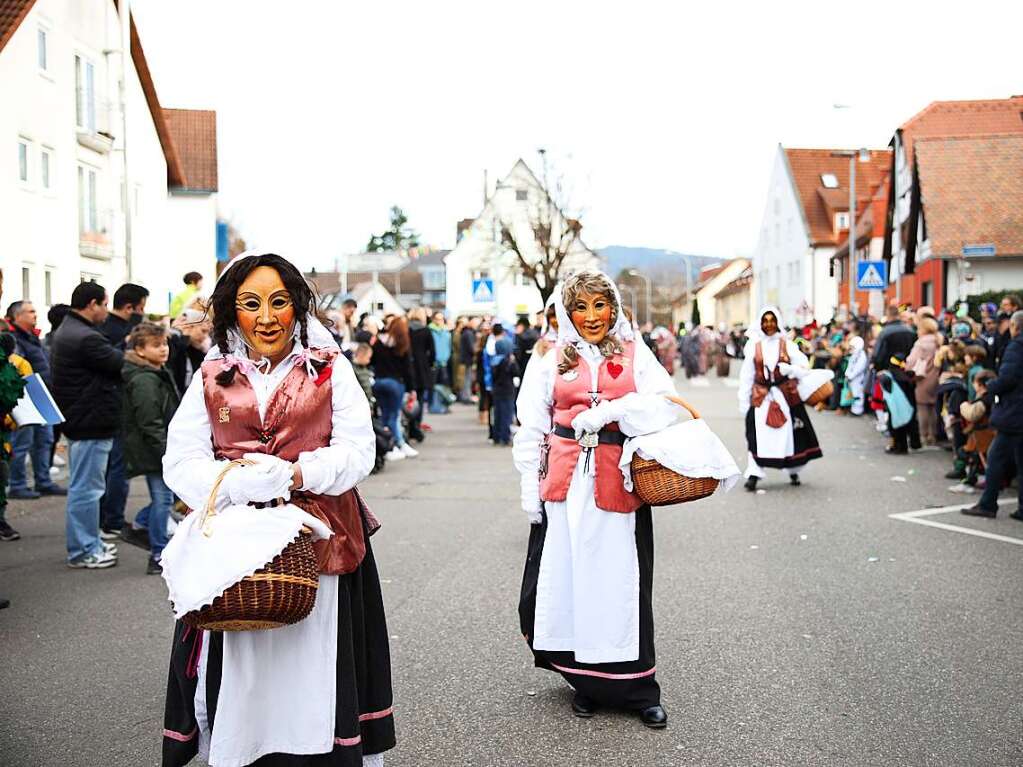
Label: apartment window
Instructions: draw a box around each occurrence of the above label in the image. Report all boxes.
[835,212,850,230]
[21,267,30,301]
[44,270,53,306]
[75,54,96,131]
[18,140,29,183]
[37,27,48,71]
[78,165,98,233]
[515,189,528,201]
[821,173,839,189]
[40,147,52,190]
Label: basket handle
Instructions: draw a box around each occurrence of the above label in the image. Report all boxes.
[665,394,701,420]
[199,458,255,537]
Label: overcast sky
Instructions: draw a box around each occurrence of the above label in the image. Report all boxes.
[132,0,1021,272]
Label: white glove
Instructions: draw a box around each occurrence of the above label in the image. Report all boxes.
[777,362,808,379]
[570,399,625,439]
[525,508,542,525]
[219,454,294,507]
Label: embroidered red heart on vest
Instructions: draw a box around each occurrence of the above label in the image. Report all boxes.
[607,362,623,379]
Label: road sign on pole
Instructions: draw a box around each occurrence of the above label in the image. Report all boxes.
[472,278,495,303]
[856,261,887,291]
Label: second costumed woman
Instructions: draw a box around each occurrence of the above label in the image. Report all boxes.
[514,270,691,728]
[160,252,394,767]
[738,306,822,490]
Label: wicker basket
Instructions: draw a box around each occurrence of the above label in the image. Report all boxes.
[181,460,319,632]
[804,381,834,406]
[629,394,720,506]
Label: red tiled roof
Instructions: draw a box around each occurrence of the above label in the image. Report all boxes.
[164,109,217,192]
[0,0,34,54]
[900,97,1023,169]
[784,148,891,246]
[0,0,188,188]
[914,133,1023,258]
[714,265,753,299]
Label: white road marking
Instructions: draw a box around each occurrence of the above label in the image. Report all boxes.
[889,502,1023,546]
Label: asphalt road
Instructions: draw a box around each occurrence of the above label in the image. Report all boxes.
[2,374,1022,766]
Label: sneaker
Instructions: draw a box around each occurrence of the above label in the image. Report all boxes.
[120,525,151,551]
[49,466,61,477]
[948,483,975,494]
[146,556,163,575]
[99,528,122,541]
[7,488,40,500]
[37,484,67,496]
[384,447,406,462]
[53,453,67,467]
[399,443,419,458]
[0,521,21,541]
[67,550,117,569]
[101,540,118,555]
[1009,509,1023,522]
[944,468,966,480]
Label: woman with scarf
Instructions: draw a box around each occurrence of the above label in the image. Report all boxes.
[513,270,684,729]
[161,252,394,767]
[738,306,822,491]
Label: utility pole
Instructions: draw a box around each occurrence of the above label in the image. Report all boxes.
[119,0,132,281]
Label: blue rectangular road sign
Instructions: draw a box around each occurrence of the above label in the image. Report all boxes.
[471,278,495,303]
[856,261,888,291]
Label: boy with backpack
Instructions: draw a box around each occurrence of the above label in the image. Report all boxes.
[119,323,180,574]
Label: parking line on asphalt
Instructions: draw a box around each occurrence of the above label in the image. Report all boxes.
[889,502,1023,546]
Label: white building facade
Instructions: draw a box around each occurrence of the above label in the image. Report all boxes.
[445,160,600,321]
[1,0,217,321]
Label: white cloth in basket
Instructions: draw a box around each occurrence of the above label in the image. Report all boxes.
[618,419,741,494]
[161,503,333,618]
[797,368,835,401]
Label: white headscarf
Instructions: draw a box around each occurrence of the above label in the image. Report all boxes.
[553,271,636,348]
[541,287,560,342]
[848,335,864,353]
[748,305,788,342]
[205,250,339,376]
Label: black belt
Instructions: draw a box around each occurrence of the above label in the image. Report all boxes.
[250,498,287,509]
[553,424,627,445]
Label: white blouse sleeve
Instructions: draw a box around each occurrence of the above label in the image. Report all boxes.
[738,340,756,414]
[614,341,685,437]
[296,354,375,496]
[163,372,229,513]
[512,348,556,519]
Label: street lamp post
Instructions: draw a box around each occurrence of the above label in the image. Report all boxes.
[627,269,652,326]
[619,283,637,316]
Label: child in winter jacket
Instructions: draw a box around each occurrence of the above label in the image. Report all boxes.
[120,322,181,574]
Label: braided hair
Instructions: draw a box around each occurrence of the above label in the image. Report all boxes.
[208,253,325,385]
[557,271,625,375]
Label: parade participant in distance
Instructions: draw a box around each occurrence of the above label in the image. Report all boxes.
[514,271,688,729]
[529,291,560,363]
[161,252,394,767]
[738,306,822,490]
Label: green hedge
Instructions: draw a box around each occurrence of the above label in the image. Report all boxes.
[963,290,1023,321]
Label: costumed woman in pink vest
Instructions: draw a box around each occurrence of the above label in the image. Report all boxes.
[738,306,822,491]
[514,270,685,729]
[161,252,394,767]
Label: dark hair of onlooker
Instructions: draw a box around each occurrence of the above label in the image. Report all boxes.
[48,304,71,332]
[515,317,529,330]
[113,283,150,310]
[5,300,26,320]
[343,298,357,308]
[492,323,505,337]
[1005,294,1023,311]
[385,316,411,357]
[129,321,168,349]
[208,254,321,385]
[70,281,106,310]
[184,271,203,286]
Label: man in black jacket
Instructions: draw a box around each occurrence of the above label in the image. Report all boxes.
[99,283,148,350]
[458,317,478,403]
[963,310,1023,521]
[872,305,917,371]
[51,282,124,568]
[6,300,65,498]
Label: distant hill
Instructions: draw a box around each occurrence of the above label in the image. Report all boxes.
[598,246,721,285]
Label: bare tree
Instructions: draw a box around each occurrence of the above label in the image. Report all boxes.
[497,150,586,305]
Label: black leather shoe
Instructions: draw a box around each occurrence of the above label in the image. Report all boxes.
[640,704,668,729]
[1008,509,1023,522]
[789,474,801,486]
[961,504,997,518]
[744,476,758,492]
[571,693,597,718]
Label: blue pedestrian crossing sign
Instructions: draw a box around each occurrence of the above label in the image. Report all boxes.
[472,278,495,303]
[856,261,887,290]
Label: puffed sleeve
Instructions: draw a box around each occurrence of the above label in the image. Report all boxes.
[738,340,756,414]
[295,354,375,495]
[613,340,685,436]
[163,372,229,513]
[512,347,556,521]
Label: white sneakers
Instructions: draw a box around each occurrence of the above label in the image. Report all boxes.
[67,549,117,569]
[384,447,406,462]
[399,443,419,458]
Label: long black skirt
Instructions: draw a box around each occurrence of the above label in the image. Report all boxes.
[518,505,661,711]
[745,401,823,470]
[162,535,395,767]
